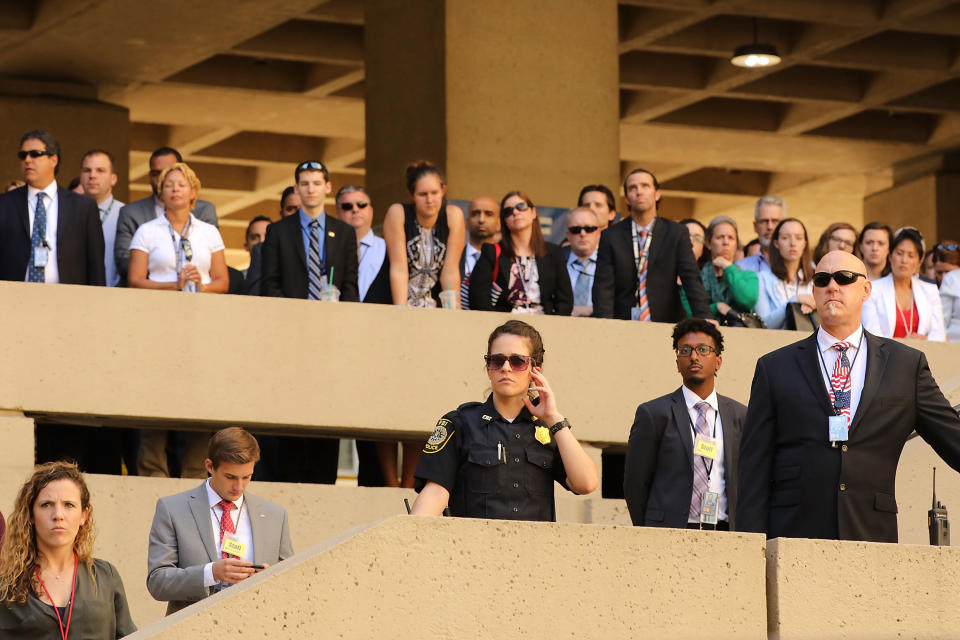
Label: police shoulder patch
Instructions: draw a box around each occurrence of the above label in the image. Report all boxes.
[423,418,454,454]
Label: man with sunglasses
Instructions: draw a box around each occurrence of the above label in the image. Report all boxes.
[0,130,104,285]
[624,318,746,531]
[563,207,601,317]
[737,250,960,542]
[335,185,389,304]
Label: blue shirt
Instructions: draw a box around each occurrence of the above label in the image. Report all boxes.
[298,208,326,270]
[566,249,597,297]
[358,229,386,300]
[735,252,770,274]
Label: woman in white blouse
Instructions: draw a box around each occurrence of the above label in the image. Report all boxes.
[128,162,228,293]
[754,218,815,329]
[862,227,945,341]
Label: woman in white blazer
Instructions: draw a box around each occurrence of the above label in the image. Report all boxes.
[862,227,945,341]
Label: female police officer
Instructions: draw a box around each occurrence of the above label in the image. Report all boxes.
[411,320,598,520]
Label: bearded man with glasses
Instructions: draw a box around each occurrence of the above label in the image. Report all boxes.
[737,250,960,542]
[624,318,746,531]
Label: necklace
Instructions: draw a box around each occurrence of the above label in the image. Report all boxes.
[896,292,915,335]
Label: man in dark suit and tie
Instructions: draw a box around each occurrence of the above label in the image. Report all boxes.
[593,168,711,322]
[0,130,105,286]
[147,428,293,615]
[114,146,218,286]
[737,250,960,542]
[260,160,358,484]
[624,318,746,530]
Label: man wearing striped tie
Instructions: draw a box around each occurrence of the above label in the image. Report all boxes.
[592,168,711,322]
[737,250,960,542]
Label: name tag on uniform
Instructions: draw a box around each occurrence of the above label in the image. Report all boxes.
[828,415,848,442]
[221,533,246,558]
[694,434,718,459]
[700,491,719,525]
[33,246,49,267]
[630,307,644,321]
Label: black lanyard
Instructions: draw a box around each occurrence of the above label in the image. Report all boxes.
[816,332,864,415]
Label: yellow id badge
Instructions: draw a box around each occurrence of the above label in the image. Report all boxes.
[535,425,551,445]
[694,434,718,459]
[221,534,246,558]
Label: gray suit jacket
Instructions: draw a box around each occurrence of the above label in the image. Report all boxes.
[146,481,294,615]
[114,196,217,285]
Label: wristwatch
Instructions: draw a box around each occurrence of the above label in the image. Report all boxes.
[549,418,570,435]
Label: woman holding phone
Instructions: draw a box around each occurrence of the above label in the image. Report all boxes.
[411,320,598,521]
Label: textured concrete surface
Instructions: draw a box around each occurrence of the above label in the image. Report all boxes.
[768,537,960,640]
[123,516,768,640]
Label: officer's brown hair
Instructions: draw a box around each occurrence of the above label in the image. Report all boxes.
[486,320,545,368]
[207,427,260,470]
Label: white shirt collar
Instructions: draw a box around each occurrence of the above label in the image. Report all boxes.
[26,180,57,202]
[205,477,244,511]
[466,243,481,259]
[681,384,719,413]
[817,325,863,353]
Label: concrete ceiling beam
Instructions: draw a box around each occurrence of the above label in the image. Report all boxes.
[231,20,363,66]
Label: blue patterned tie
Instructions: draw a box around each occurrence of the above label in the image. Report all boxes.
[307,219,323,300]
[574,258,591,306]
[28,192,47,283]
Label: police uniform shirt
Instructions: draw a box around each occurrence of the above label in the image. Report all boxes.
[414,395,568,522]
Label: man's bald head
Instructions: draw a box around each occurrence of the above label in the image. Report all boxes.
[813,250,872,338]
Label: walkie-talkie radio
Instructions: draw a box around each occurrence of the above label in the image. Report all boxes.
[928,467,950,546]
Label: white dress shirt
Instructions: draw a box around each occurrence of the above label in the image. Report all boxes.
[816,325,868,425]
[357,229,386,300]
[463,243,482,277]
[203,478,254,587]
[24,181,60,283]
[681,385,727,523]
[99,195,124,287]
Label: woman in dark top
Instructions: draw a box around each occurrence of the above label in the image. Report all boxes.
[411,320,598,520]
[384,161,465,309]
[0,461,135,639]
[468,191,573,315]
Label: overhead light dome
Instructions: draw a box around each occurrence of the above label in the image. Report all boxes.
[731,43,781,68]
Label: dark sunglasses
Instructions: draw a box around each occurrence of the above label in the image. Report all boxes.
[676,345,716,357]
[484,353,534,371]
[298,161,326,172]
[936,243,959,252]
[502,201,531,217]
[180,238,193,262]
[568,225,598,235]
[339,201,369,211]
[812,270,866,288]
[17,150,52,160]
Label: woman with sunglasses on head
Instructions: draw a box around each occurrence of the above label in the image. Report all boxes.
[862,227,945,341]
[411,320,598,520]
[128,162,228,293]
[468,192,573,315]
[0,461,136,639]
[754,218,816,329]
[383,161,465,308]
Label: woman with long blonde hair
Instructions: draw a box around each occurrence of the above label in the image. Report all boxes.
[0,461,135,638]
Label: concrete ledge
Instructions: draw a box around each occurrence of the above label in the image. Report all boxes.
[124,516,768,640]
[767,537,960,639]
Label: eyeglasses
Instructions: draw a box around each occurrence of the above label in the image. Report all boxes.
[689,234,704,243]
[936,243,959,252]
[829,235,855,248]
[812,270,866,288]
[567,225,598,235]
[18,150,51,160]
[502,201,530,217]
[298,161,326,172]
[676,345,716,357]
[484,353,534,371]
[339,201,369,211]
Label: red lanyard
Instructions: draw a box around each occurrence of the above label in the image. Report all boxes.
[34,552,77,640]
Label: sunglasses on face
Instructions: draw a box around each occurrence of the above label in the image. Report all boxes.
[502,201,531,217]
[180,238,193,262]
[676,344,716,357]
[812,270,866,288]
[484,353,534,371]
[18,150,51,160]
[339,201,369,211]
[568,225,599,235]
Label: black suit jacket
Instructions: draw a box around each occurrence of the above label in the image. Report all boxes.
[0,186,105,285]
[624,388,745,529]
[362,251,392,304]
[593,216,710,321]
[260,213,359,301]
[736,330,960,542]
[468,242,573,315]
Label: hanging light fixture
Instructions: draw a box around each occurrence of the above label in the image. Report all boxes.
[731,18,781,68]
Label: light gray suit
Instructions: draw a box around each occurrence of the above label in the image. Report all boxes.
[146,481,294,615]
[114,196,218,285]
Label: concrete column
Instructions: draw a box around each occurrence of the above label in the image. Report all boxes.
[364,0,620,217]
[0,93,130,202]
